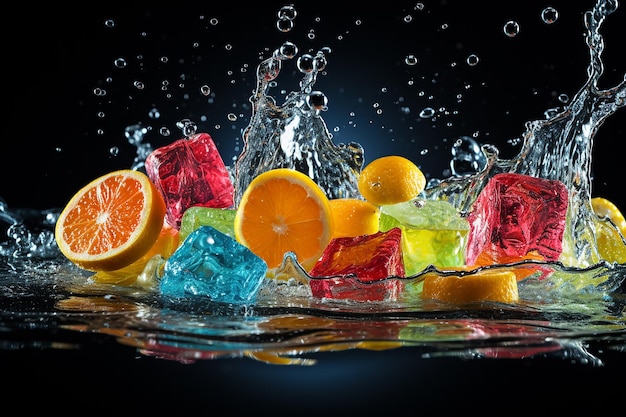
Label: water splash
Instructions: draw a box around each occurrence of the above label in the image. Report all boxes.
[423,0,626,269]
[234,42,364,206]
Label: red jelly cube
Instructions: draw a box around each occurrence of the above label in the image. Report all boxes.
[466,173,569,265]
[309,228,405,302]
[145,133,234,229]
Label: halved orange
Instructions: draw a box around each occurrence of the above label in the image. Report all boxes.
[55,169,167,272]
[234,168,333,271]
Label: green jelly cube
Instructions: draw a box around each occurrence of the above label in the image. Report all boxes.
[379,199,469,276]
[179,206,237,243]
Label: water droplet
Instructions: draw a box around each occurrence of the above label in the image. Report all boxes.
[277,5,297,20]
[419,107,435,118]
[307,91,328,111]
[466,54,479,66]
[405,54,419,66]
[200,85,211,96]
[503,21,520,37]
[297,54,315,73]
[541,7,559,24]
[114,58,127,68]
[176,119,198,137]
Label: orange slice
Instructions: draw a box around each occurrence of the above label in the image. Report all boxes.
[422,268,519,304]
[234,168,333,271]
[55,169,167,272]
[328,198,380,239]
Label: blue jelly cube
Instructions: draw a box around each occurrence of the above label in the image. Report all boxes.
[160,226,267,304]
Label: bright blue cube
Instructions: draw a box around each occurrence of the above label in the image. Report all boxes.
[160,226,267,304]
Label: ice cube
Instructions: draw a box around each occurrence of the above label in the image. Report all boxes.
[466,172,569,265]
[160,226,267,304]
[379,199,469,276]
[145,132,234,229]
[309,228,405,302]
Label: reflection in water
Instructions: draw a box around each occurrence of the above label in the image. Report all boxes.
[0,259,620,366]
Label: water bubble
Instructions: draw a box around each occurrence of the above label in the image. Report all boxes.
[160,56,169,63]
[600,0,618,15]
[541,7,559,24]
[403,15,413,23]
[419,107,435,118]
[109,146,119,156]
[466,54,479,66]
[313,53,327,71]
[200,85,211,96]
[503,21,520,37]
[307,91,328,111]
[133,81,145,90]
[93,87,106,96]
[558,93,569,103]
[227,113,238,122]
[279,41,298,59]
[277,19,293,32]
[450,136,487,176]
[114,58,127,68]
[209,17,219,26]
[278,5,297,20]
[405,54,419,66]
[159,127,171,136]
[176,119,198,137]
[414,2,425,11]
[297,54,315,73]
[104,19,115,28]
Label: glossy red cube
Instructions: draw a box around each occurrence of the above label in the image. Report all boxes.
[466,173,569,265]
[309,228,405,302]
[145,133,234,229]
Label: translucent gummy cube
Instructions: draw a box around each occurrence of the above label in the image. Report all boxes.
[160,226,267,304]
[145,132,234,229]
[379,198,470,276]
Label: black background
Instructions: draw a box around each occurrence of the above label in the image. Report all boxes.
[2,0,624,211]
[2,1,626,414]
